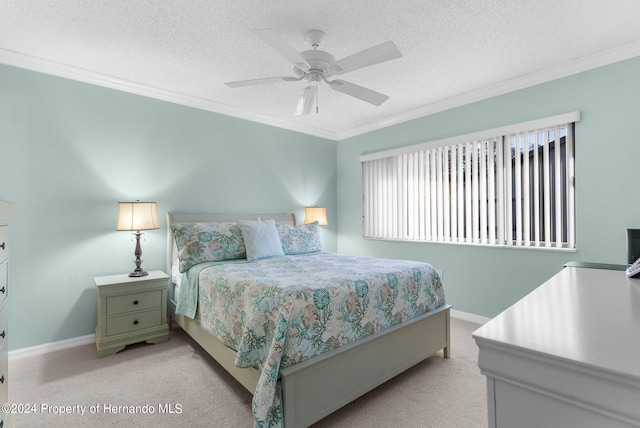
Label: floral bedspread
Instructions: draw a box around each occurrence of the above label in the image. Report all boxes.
[178,252,445,427]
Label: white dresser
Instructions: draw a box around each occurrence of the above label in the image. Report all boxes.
[473,266,640,428]
[0,200,13,428]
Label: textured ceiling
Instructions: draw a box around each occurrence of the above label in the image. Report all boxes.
[2,1,640,140]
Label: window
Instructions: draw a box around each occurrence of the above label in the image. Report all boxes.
[361,112,579,250]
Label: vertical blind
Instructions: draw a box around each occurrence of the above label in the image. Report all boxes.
[361,112,579,249]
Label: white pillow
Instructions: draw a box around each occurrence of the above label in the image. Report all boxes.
[239,219,285,261]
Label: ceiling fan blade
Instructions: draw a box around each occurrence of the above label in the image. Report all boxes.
[252,29,310,72]
[295,85,318,116]
[225,76,299,88]
[326,41,402,75]
[328,79,389,106]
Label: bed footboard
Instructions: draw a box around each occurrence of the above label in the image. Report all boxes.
[172,302,450,427]
[280,304,451,427]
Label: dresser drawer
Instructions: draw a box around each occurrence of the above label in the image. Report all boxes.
[0,262,6,310]
[106,309,162,337]
[106,290,161,316]
[0,226,7,264]
[0,304,6,353]
[0,338,6,409]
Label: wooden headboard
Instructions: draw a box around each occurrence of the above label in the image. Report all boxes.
[165,212,297,274]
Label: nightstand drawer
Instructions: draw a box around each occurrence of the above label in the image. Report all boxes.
[106,290,161,316]
[106,309,162,336]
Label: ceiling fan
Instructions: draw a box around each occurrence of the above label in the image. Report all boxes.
[225,29,402,116]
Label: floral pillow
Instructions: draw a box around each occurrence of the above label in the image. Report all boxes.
[171,222,246,272]
[276,221,322,255]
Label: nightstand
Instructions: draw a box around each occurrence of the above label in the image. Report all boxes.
[95,270,169,358]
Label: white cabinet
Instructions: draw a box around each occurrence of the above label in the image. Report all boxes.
[473,267,640,428]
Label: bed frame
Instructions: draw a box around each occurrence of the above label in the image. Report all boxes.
[166,212,451,428]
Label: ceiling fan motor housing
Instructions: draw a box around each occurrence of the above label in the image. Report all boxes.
[295,50,336,77]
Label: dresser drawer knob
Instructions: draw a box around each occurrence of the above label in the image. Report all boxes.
[133,320,139,325]
[0,242,5,250]
[133,300,139,305]
[0,375,4,384]
[0,286,4,294]
[0,331,4,339]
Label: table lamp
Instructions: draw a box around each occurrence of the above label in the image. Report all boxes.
[116,201,160,277]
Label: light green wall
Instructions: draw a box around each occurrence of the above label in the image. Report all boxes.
[337,56,640,318]
[2,54,640,350]
[0,64,337,350]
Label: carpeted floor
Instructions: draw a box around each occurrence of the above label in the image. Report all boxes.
[10,317,486,427]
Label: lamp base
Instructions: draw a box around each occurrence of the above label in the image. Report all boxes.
[129,231,149,277]
[129,269,149,277]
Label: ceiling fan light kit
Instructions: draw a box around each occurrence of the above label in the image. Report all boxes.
[225,28,402,116]
[295,84,318,116]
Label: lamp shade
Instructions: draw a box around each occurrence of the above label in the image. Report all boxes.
[304,207,328,225]
[116,202,160,231]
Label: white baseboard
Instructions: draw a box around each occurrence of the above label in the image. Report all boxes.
[8,309,489,360]
[9,334,95,361]
[450,309,491,325]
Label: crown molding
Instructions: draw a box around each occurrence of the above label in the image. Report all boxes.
[2,40,640,142]
[0,48,338,141]
[337,40,640,140]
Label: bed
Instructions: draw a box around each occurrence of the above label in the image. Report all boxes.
[166,212,451,428]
